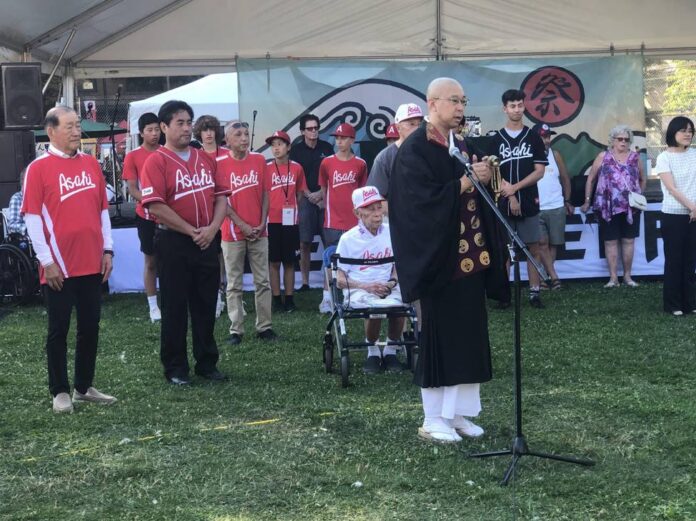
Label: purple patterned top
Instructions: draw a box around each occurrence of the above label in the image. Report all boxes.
[592,151,641,224]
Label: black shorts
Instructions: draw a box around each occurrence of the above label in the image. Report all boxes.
[136,215,156,255]
[598,211,640,241]
[268,223,300,263]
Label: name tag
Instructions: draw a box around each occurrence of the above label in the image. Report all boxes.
[282,205,295,226]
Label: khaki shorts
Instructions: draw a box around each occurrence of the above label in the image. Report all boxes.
[539,206,566,246]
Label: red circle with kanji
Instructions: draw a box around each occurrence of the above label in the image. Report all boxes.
[521,66,585,127]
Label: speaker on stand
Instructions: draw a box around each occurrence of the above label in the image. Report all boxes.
[0,130,36,208]
[1,63,44,130]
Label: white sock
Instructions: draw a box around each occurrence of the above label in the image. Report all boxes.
[147,295,158,311]
[323,290,331,301]
[366,339,381,358]
[383,339,398,356]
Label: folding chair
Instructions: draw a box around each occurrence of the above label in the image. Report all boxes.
[322,250,419,387]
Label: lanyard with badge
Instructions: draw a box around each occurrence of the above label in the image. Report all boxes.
[275,160,295,226]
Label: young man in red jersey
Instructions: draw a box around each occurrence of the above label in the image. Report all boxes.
[264,130,309,312]
[22,106,117,413]
[217,120,276,345]
[317,122,368,312]
[123,112,162,322]
[140,100,230,385]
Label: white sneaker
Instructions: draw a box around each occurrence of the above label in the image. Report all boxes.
[73,387,118,405]
[451,415,484,438]
[319,298,332,314]
[215,292,225,318]
[52,392,73,413]
[149,307,161,323]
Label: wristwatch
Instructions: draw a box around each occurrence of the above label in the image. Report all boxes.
[103,249,114,257]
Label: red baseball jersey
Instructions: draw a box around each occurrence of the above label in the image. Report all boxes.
[217,151,268,241]
[122,145,160,219]
[318,154,368,230]
[203,146,229,159]
[140,146,229,228]
[265,160,307,224]
[21,148,109,283]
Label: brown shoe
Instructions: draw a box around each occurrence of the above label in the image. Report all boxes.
[73,387,117,405]
[52,392,74,413]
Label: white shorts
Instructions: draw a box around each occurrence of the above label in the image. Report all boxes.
[343,287,403,309]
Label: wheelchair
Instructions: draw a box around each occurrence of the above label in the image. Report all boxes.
[0,209,40,304]
[322,247,419,387]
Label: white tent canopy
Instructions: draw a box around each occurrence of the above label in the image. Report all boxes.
[128,73,238,136]
[1,1,695,80]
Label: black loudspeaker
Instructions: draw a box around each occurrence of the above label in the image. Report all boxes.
[1,63,43,130]
[0,130,36,208]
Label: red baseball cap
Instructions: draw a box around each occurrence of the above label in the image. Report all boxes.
[385,123,399,139]
[331,123,356,138]
[352,186,385,209]
[265,130,291,146]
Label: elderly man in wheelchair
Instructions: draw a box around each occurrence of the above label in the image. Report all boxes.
[333,186,406,374]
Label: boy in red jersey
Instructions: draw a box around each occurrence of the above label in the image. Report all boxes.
[123,112,162,322]
[140,100,230,385]
[22,107,117,413]
[264,130,309,312]
[217,120,276,345]
[317,122,368,312]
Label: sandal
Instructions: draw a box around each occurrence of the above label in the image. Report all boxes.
[623,279,639,287]
[604,280,620,288]
[539,280,549,290]
[418,419,462,444]
[551,279,562,290]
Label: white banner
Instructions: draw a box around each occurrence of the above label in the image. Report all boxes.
[109,203,667,293]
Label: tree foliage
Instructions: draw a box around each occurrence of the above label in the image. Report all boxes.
[663,60,696,114]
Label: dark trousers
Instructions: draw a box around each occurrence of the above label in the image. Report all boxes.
[155,229,220,379]
[44,273,102,396]
[661,212,696,313]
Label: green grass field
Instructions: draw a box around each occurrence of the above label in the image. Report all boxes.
[1,282,695,521]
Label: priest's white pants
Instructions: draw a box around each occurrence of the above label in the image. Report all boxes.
[421,383,481,420]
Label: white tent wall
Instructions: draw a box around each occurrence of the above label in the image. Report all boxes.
[127,73,239,136]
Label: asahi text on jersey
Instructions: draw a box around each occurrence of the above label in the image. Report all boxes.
[230,169,259,194]
[332,170,357,187]
[271,172,295,189]
[499,142,532,161]
[59,171,96,201]
[176,167,214,191]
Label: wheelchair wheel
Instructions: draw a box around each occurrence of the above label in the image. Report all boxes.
[323,333,334,373]
[340,352,350,388]
[0,244,38,304]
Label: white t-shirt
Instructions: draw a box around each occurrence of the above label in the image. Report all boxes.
[336,221,394,281]
[538,148,565,210]
[655,148,696,215]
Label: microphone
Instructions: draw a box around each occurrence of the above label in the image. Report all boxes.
[448,130,471,167]
[252,110,258,118]
[116,84,122,97]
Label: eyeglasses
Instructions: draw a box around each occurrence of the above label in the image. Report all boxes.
[432,96,469,106]
[230,122,249,129]
[614,137,630,142]
[304,126,319,132]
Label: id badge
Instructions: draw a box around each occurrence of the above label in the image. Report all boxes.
[282,205,295,226]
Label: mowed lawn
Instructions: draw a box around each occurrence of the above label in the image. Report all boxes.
[1,282,695,521]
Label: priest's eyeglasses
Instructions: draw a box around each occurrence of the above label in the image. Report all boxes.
[432,96,469,107]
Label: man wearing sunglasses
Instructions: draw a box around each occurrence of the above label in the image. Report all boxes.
[289,114,334,291]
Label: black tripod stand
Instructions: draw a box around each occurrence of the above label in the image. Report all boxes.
[448,133,595,486]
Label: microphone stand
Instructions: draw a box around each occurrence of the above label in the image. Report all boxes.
[448,131,594,486]
[250,110,258,151]
[109,87,123,219]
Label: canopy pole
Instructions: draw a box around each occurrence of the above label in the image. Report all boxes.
[435,0,443,60]
[42,28,76,95]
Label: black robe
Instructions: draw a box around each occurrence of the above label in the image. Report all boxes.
[389,123,507,387]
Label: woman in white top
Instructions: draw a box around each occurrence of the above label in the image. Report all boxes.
[654,116,696,316]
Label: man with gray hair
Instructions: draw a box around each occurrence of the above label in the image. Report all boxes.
[22,106,116,412]
[390,78,506,443]
[368,102,424,199]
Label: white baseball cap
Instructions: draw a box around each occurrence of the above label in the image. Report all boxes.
[352,186,385,209]
[395,103,424,124]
